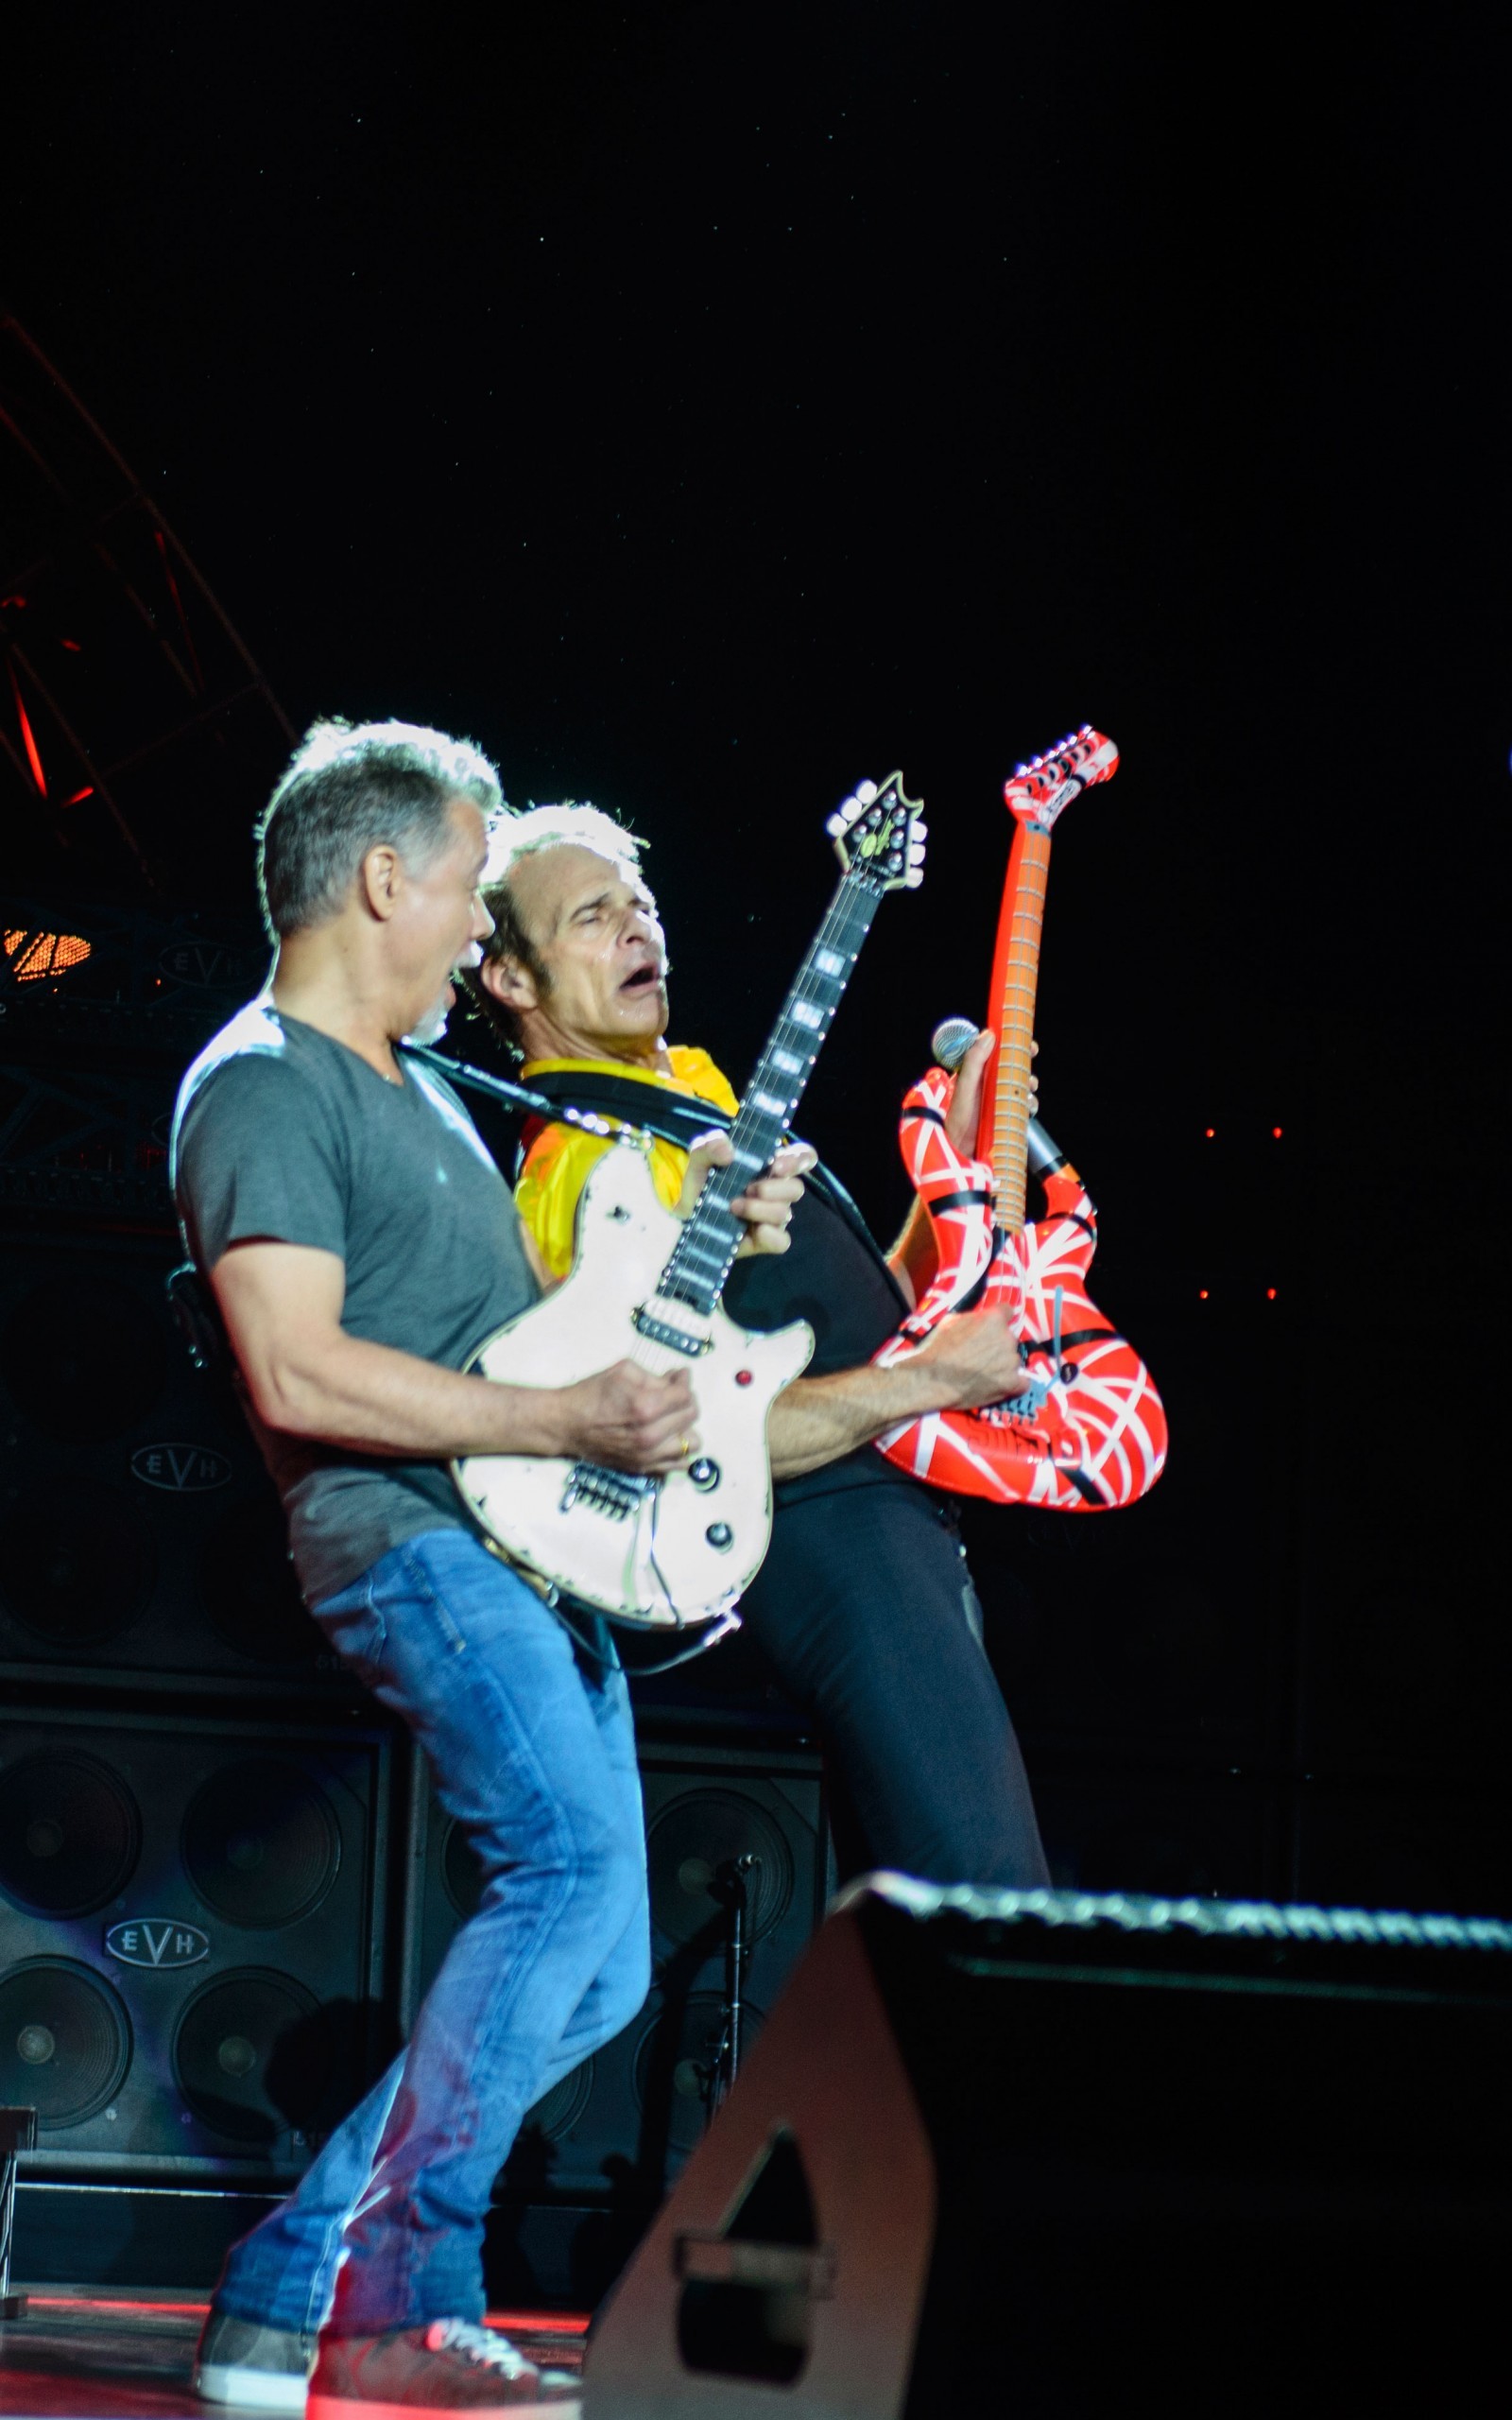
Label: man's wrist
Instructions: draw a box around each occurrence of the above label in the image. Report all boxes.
[478,1375,567,1461]
[868,1353,957,1426]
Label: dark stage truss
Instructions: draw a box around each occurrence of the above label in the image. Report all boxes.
[0,316,294,898]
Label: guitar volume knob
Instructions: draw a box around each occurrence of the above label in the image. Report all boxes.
[688,1457,720,1491]
[705,1522,733,1551]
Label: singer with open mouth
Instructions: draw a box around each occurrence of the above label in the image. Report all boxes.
[469,801,1050,1895]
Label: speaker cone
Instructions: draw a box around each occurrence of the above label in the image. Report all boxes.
[645,1790,794,1950]
[522,2058,595,2144]
[198,1495,327,1667]
[174,1968,333,2142]
[181,1760,340,1927]
[632,1990,766,2161]
[0,1958,131,2126]
[0,1749,141,1914]
[0,1479,157,1647]
[0,1277,168,1443]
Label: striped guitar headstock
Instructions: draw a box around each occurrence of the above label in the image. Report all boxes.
[826,771,927,892]
[1005,725,1119,833]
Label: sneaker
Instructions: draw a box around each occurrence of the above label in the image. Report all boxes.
[308,2319,576,2417]
[194,2308,318,2412]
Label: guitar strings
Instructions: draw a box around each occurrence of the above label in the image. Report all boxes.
[624,836,896,1384]
[989,827,1051,1230]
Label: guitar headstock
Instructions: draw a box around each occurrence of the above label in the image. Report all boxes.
[1004,724,1118,833]
[826,771,927,891]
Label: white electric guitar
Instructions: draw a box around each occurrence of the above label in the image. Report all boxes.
[453,774,927,1629]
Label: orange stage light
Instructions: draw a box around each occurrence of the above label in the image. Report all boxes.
[4,927,93,980]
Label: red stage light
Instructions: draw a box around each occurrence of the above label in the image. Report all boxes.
[1266,1287,1278,1300]
[1198,1288,1210,1300]
[27,2293,212,2316]
[485,2312,591,2336]
[64,785,94,804]
[1203,1127,1214,1139]
[12,689,46,794]
[1272,1126,1282,1138]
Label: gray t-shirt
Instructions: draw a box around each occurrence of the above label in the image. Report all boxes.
[173,1002,539,1604]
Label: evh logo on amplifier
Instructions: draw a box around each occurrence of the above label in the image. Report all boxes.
[106,1919,211,1969]
[129,1443,233,1492]
[158,940,263,990]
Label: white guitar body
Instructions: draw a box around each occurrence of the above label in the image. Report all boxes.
[455,1136,815,1628]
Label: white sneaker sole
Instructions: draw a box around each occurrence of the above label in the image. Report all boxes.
[195,2362,311,2413]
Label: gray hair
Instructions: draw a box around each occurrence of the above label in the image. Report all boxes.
[466,801,647,1056]
[256,717,508,940]
[483,800,644,889]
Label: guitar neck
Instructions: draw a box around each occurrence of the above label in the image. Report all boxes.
[977,817,1052,1236]
[660,874,885,1314]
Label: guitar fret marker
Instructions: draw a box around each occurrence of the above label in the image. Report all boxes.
[791,1001,825,1029]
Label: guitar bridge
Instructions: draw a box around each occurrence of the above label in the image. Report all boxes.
[560,1464,658,1521]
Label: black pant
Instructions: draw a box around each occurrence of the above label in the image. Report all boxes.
[738,1480,1050,1891]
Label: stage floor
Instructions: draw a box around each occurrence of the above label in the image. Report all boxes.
[0,2293,586,2418]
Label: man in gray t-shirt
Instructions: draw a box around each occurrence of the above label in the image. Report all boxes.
[177,719,802,2420]
[176,998,542,1606]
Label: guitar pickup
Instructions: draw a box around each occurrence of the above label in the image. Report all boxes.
[632,1305,713,1357]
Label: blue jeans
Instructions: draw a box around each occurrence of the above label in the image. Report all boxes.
[215,1529,650,2338]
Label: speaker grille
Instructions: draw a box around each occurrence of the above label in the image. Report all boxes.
[0,1478,157,1646]
[0,1957,131,2125]
[181,1760,341,1927]
[632,1990,766,2160]
[645,1790,794,1949]
[173,1969,332,2142]
[0,1749,141,1913]
[198,1496,327,1668]
[0,1278,168,1443]
[524,2060,596,2144]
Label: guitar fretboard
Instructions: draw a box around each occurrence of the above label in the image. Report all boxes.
[984,821,1052,1234]
[660,876,885,1314]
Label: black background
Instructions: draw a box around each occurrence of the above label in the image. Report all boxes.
[4,4,1506,1910]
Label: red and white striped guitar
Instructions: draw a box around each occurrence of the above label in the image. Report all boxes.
[873,726,1168,1511]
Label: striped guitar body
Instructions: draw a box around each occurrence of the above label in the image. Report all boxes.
[874,727,1168,1512]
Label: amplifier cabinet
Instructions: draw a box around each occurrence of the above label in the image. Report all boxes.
[0,1706,394,2182]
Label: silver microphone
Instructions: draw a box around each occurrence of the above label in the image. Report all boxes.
[931,1016,981,1073]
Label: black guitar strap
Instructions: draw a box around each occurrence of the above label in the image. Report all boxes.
[517,1064,902,1299]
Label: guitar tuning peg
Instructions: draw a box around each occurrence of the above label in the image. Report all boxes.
[855,779,879,805]
[825,812,846,838]
[911,819,928,838]
[903,867,924,889]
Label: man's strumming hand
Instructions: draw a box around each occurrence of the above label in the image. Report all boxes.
[543,1361,700,1474]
